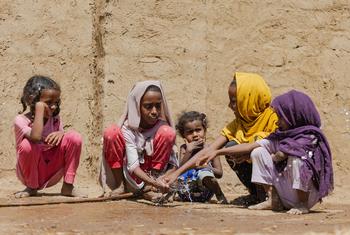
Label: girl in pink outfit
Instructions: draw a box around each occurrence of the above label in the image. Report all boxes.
[14,75,85,198]
[99,80,177,202]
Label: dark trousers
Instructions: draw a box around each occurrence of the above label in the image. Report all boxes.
[225,141,257,196]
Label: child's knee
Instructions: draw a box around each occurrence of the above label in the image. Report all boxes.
[225,141,238,148]
[103,124,122,141]
[199,170,217,182]
[18,139,34,155]
[156,125,175,143]
[64,131,82,147]
[202,176,217,184]
[250,147,265,161]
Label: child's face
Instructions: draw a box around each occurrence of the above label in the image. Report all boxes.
[139,90,162,128]
[228,84,238,116]
[40,89,61,118]
[276,116,289,131]
[183,120,206,143]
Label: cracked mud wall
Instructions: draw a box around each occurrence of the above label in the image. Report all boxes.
[1,0,350,191]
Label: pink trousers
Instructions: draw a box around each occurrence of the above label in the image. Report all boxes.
[103,124,175,177]
[16,131,82,190]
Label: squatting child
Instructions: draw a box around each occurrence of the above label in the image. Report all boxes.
[14,75,85,198]
[175,111,227,203]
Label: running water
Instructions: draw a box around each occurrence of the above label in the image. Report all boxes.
[155,179,194,206]
[180,179,193,202]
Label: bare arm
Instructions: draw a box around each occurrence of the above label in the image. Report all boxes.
[179,146,191,166]
[27,102,46,142]
[165,135,228,185]
[215,142,259,157]
[133,167,167,192]
[179,139,205,166]
[162,165,177,177]
[210,156,223,178]
[177,135,227,174]
[207,135,229,152]
[199,142,261,166]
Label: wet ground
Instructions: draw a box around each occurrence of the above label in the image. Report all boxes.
[1,170,350,234]
[1,197,350,234]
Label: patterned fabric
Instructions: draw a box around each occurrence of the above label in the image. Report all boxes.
[177,168,214,202]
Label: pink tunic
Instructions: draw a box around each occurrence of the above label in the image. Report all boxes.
[14,114,82,190]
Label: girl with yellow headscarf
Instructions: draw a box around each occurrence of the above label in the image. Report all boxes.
[221,72,277,144]
[220,72,278,204]
[165,72,278,205]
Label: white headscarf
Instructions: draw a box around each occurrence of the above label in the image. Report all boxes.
[118,80,174,129]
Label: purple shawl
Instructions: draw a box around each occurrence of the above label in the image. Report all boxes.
[268,90,333,200]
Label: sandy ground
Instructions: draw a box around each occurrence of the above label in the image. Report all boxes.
[1,199,350,235]
[1,170,350,234]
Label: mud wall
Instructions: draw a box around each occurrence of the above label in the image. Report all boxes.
[1,1,349,189]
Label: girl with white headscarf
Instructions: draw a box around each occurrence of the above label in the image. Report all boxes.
[99,81,177,201]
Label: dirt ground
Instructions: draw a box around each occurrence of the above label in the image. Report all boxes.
[0,169,350,234]
[1,199,350,235]
[1,0,350,234]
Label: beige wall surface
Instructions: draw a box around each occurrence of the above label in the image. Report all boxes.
[1,1,349,189]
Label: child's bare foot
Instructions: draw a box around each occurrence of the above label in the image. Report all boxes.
[61,182,87,198]
[287,207,309,215]
[231,194,260,207]
[155,192,175,205]
[173,193,182,201]
[110,186,127,197]
[216,194,228,204]
[142,191,163,202]
[14,187,37,198]
[248,198,272,210]
[105,179,127,197]
[99,191,108,198]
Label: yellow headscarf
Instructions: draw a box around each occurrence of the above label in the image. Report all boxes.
[221,72,278,144]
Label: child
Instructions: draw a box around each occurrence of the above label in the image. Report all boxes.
[197,90,333,214]
[14,75,85,198]
[175,111,227,203]
[99,80,178,202]
[164,72,278,205]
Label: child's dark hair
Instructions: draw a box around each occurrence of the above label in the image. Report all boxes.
[20,75,61,116]
[230,78,236,87]
[145,85,161,94]
[176,111,208,137]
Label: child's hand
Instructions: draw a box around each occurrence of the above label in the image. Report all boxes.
[185,138,204,153]
[196,150,217,166]
[155,176,169,193]
[45,131,64,146]
[271,151,287,162]
[163,172,178,187]
[35,101,51,117]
